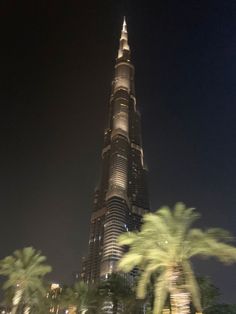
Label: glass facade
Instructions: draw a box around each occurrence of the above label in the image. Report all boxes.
[82,18,149,283]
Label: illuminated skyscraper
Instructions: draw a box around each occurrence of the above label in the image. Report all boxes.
[82,18,149,282]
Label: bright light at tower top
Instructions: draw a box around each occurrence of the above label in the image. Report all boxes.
[118,17,130,58]
[122,16,127,32]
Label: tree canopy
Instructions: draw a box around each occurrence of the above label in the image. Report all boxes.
[118,203,236,314]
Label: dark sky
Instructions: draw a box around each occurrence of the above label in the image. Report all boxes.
[1,0,236,303]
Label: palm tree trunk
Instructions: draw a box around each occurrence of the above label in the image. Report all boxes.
[11,288,23,314]
[168,267,191,314]
[170,289,190,314]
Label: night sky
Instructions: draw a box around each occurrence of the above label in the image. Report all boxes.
[1,0,236,303]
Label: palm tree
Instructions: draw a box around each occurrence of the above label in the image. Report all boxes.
[117,203,236,314]
[0,246,52,314]
[60,281,98,313]
[196,276,220,312]
[98,273,136,314]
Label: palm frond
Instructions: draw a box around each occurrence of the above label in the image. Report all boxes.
[118,253,142,272]
[136,269,152,299]
[117,232,138,246]
[182,261,202,312]
[152,271,169,314]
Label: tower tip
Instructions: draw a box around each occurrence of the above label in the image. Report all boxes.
[118,16,130,59]
[122,16,127,32]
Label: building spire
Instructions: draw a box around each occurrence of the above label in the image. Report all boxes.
[122,16,127,32]
[118,16,130,60]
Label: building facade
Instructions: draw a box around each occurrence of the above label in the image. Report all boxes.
[82,18,149,283]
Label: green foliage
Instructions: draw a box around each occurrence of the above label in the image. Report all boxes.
[118,202,236,314]
[98,273,141,314]
[60,281,99,313]
[205,303,236,314]
[197,276,220,310]
[0,247,52,312]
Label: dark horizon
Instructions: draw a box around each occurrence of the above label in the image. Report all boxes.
[1,0,236,303]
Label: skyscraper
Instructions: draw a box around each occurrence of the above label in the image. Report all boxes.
[82,18,149,283]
